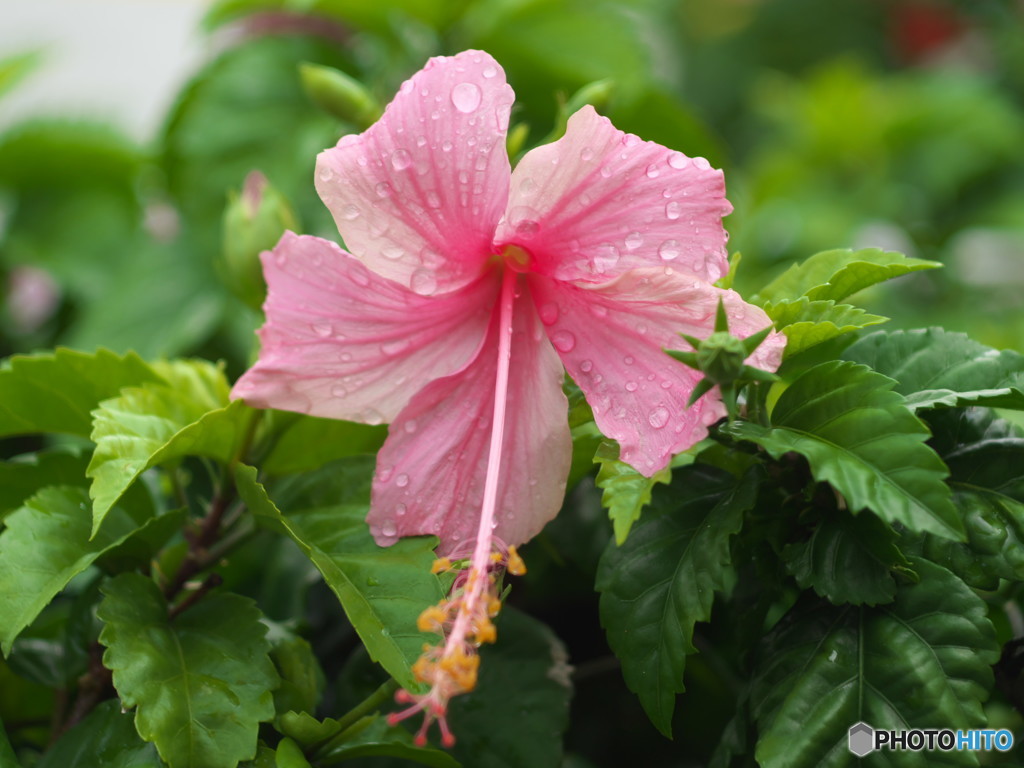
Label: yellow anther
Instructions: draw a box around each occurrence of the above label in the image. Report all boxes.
[431,557,452,574]
[417,604,448,633]
[473,618,497,645]
[487,595,502,617]
[490,552,503,564]
[506,545,526,576]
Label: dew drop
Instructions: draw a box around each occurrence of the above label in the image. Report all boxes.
[391,149,412,170]
[451,82,482,113]
[658,240,681,261]
[330,384,347,397]
[622,134,640,148]
[625,381,638,392]
[593,243,620,273]
[350,270,370,287]
[362,409,384,426]
[410,268,438,296]
[661,379,673,389]
[693,157,712,170]
[318,165,334,182]
[667,151,688,169]
[396,503,407,516]
[311,322,332,337]
[580,359,593,373]
[375,182,392,198]
[378,466,394,483]
[404,419,418,434]
[341,204,360,220]
[382,337,411,356]
[551,330,577,352]
[381,520,397,537]
[666,201,682,220]
[590,304,609,318]
[624,231,644,250]
[580,147,595,162]
[624,355,635,365]
[483,65,497,78]
[496,103,511,131]
[648,406,670,429]
[538,303,559,325]
[339,351,353,362]
[442,140,453,152]
[646,163,661,179]
[382,246,404,260]
[396,473,410,488]
[426,191,442,208]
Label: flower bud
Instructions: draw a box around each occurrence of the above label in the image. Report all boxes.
[300,63,381,129]
[220,171,298,310]
[695,331,748,385]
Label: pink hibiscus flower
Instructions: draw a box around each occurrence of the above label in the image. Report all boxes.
[232,49,784,743]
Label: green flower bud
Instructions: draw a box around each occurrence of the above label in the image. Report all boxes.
[220,171,298,310]
[695,331,748,384]
[300,63,381,129]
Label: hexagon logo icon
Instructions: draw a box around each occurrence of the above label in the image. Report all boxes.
[848,722,875,757]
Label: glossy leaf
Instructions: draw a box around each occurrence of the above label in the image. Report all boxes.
[318,715,460,767]
[724,361,962,540]
[593,440,672,544]
[234,461,443,690]
[261,413,386,475]
[98,573,278,768]
[764,297,887,356]
[783,510,909,606]
[36,700,160,768]
[449,608,571,768]
[756,248,940,304]
[87,360,249,533]
[751,560,997,768]
[264,622,324,718]
[0,348,159,439]
[844,328,1024,410]
[597,466,759,736]
[0,486,152,655]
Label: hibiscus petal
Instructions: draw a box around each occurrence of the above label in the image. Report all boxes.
[497,106,731,284]
[531,268,785,475]
[231,232,497,423]
[368,281,571,554]
[315,50,514,295]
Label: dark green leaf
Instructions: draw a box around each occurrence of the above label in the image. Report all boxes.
[0,450,89,521]
[87,360,250,533]
[764,297,887,356]
[593,440,672,545]
[724,361,962,540]
[756,248,940,304]
[264,621,324,717]
[278,711,342,748]
[783,510,909,606]
[0,487,152,655]
[261,413,385,475]
[234,461,443,690]
[98,573,278,768]
[203,0,461,34]
[596,466,759,736]
[844,328,1024,410]
[36,700,160,768]
[0,348,160,439]
[449,608,570,768]
[318,715,460,767]
[0,714,18,768]
[751,560,997,768]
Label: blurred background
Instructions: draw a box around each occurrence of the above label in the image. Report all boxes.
[1,0,1022,369]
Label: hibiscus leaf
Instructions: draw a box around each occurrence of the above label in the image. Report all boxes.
[449,608,571,768]
[316,715,460,768]
[756,248,940,305]
[844,328,1024,410]
[593,439,672,544]
[0,715,17,768]
[234,461,443,691]
[98,573,278,768]
[0,486,155,655]
[87,360,252,534]
[0,450,89,521]
[723,361,962,540]
[261,412,386,475]
[35,699,161,768]
[0,348,160,439]
[783,509,910,606]
[751,560,997,768]
[203,0,459,34]
[263,622,324,719]
[763,297,888,357]
[597,465,760,737]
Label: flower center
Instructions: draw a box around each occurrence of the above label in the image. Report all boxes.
[500,244,533,273]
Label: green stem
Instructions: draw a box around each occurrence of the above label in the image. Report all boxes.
[312,679,400,758]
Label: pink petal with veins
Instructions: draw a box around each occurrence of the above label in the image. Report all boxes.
[498,106,731,285]
[231,232,497,423]
[315,50,514,295]
[369,282,570,553]
[531,267,785,475]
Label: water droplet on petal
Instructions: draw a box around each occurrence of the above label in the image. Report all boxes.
[580,147,595,162]
[311,322,332,337]
[330,384,347,397]
[362,409,384,426]
[404,420,418,434]
[658,240,681,261]
[625,381,638,392]
[442,140,453,152]
[341,204,360,220]
[590,304,608,318]
[451,82,482,113]
[666,201,682,220]
[648,406,670,429]
[382,246,404,260]
[622,134,640,148]
[381,520,397,537]
[593,243,620,273]
[580,359,593,373]
[496,103,511,131]
[538,303,559,325]
[624,355,635,365]
[382,337,411,356]
[410,268,438,296]
[693,157,712,170]
[391,149,412,170]
[395,473,409,488]
[375,182,392,198]
[350,270,370,287]
[396,503,407,516]
[625,231,643,250]
[551,330,576,352]
[667,151,688,169]
[318,165,334,182]
[483,65,497,78]
[646,163,661,179]
[378,466,394,483]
